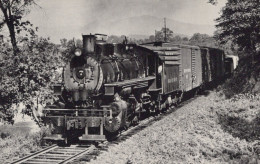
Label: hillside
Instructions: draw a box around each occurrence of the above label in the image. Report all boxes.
[81,15,215,37]
[89,92,260,164]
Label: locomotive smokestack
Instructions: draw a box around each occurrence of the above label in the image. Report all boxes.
[82,34,96,54]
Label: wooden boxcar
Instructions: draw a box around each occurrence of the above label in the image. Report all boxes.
[136,42,203,96]
[225,55,239,77]
[200,47,225,86]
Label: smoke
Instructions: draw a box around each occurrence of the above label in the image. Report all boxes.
[26,0,226,43]
[84,0,184,21]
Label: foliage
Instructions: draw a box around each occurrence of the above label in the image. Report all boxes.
[59,38,82,63]
[104,30,217,47]
[0,0,38,55]
[217,93,260,142]
[189,33,218,47]
[214,31,239,55]
[220,53,260,98]
[0,42,18,122]
[154,28,218,46]
[106,35,126,44]
[18,37,62,112]
[128,32,218,47]
[213,0,260,96]
[0,36,63,121]
[215,0,260,58]
[0,0,51,122]
[155,27,173,42]
[0,124,51,163]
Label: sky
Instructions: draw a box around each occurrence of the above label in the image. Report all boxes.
[2,0,227,43]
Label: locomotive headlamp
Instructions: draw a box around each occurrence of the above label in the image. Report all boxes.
[74,48,82,56]
[76,68,85,79]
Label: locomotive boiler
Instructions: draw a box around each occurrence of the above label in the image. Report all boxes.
[42,34,155,142]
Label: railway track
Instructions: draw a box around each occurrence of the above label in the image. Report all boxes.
[71,95,200,163]
[11,144,96,164]
[11,95,200,164]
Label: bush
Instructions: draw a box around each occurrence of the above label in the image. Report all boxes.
[0,131,11,139]
[0,124,51,163]
[221,53,260,98]
[0,36,64,122]
[216,93,260,141]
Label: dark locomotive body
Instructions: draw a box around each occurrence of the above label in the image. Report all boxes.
[44,35,151,142]
[42,34,235,143]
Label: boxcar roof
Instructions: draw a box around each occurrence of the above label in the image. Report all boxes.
[140,42,200,50]
[137,42,200,58]
[199,46,224,51]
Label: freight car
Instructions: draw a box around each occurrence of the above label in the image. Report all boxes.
[200,46,225,88]
[41,34,231,144]
[224,55,239,77]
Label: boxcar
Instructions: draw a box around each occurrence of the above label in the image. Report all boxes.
[200,47,225,86]
[225,55,239,77]
[136,42,203,96]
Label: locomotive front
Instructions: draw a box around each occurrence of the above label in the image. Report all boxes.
[63,35,103,107]
[42,34,145,142]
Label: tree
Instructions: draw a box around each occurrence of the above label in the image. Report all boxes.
[148,35,155,42]
[189,33,218,47]
[0,36,64,122]
[155,27,173,42]
[107,35,124,43]
[214,0,260,60]
[182,37,189,42]
[59,38,82,63]
[169,35,182,43]
[0,0,38,55]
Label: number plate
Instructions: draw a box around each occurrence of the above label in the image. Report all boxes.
[86,117,102,127]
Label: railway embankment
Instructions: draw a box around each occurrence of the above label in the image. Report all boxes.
[90,91,260,164]
[1,91,259,163]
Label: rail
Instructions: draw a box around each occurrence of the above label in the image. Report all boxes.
[11,144,95,164]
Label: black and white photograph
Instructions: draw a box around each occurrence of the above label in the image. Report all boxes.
[0,0,259,163]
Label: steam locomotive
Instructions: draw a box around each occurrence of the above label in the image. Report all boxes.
[42,34,237,143]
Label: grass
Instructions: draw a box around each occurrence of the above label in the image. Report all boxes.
[1,92,259,163]
[91,91,260,164]
[0,124,50,163]
[216,93,260,142]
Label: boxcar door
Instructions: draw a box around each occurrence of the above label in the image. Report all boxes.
[191,48,202,88]
[181,47,192,91]
[163,63,180,94]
